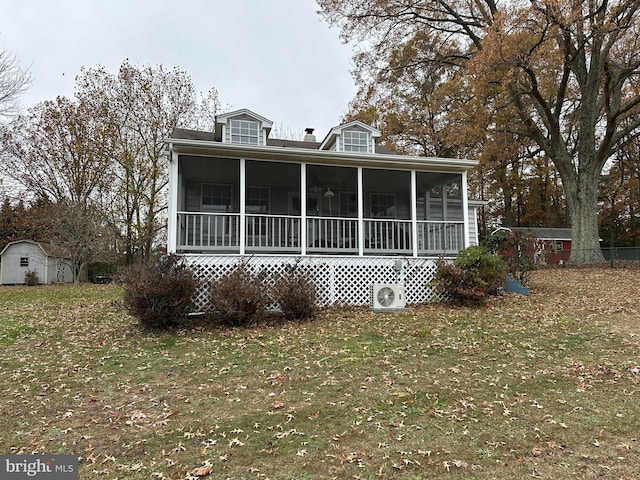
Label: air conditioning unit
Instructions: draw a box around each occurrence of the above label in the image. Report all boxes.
[371,284,407,311]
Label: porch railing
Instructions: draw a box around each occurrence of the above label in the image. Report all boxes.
[307,217,358,253]
[179,211,240,250]
[245,214,301,251]
[177,212,465,255]
[363,219,412,254]
[417,220,464,254]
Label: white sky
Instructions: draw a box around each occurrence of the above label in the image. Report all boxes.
[0,0,357,138]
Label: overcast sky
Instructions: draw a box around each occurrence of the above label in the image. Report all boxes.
[1,0,357,138]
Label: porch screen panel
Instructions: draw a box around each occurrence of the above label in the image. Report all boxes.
[305,165,358,253]
[178,156,240,250]
[245,161,301,250]
[416,172,465,254]
[363,169,412,254]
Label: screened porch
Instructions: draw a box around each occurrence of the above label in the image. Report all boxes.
[174,157,467,257]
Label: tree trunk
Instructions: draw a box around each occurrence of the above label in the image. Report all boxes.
[565,171,605,264]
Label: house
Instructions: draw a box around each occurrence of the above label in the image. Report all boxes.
[0,240,73,285]
[166,109,479,310]
[509,227,572,264]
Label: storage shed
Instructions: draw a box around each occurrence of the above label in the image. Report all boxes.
[0,240,73,285]
[510,227,572,264]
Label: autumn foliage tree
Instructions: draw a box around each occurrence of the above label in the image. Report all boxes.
[319,0,640,263]
[3,60,221,270]
[75,61,221,264]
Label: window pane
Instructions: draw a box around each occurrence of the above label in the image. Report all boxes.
[371,193,395,218]
[202,184,232,211]
[230,119,259,145]
[247,186,269,213]
[343,130,369,152]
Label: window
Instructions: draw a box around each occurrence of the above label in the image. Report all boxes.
[20,257,29,267]
[247,186,270,213]
[230,119,259,145]
[370,193,395,218]
[343,130,370,153]
[340,192,357,217]
[202,184,232,211]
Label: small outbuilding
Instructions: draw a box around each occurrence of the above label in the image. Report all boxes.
[510,227,572,264]
[0,240,73,285]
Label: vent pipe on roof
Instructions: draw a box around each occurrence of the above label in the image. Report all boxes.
[303,128,316,142]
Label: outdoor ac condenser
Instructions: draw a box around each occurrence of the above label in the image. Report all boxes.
[371,284,407,311]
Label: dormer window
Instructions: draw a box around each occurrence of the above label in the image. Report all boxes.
[230,119,259,145]
[343,130,370,153]
[319,120,380,153]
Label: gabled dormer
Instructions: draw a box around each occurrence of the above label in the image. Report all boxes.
[319,120,381,153]
[214,109,273,146]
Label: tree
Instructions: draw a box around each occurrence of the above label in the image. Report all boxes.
[3,96,118,281]
[0,47,30,119]
[318,0,640,263]
[75,60,221,264]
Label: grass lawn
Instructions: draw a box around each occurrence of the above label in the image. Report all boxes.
[0,267,639,479]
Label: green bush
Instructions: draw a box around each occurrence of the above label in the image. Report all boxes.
[121,254,198,329]
[208,263,270,327]
[434,245,507,305]
[272,262,318,321]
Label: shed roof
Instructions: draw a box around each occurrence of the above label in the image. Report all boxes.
[510,227,572,241]
[0,240,71,259]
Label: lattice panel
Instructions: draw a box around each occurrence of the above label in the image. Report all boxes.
[184,255,446,312]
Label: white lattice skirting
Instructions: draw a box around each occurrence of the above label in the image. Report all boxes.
[183,254,446,312]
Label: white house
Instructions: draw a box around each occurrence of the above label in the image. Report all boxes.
[166,109,479,310]
[0,240,73,285]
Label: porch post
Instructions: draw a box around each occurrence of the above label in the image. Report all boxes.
[167,144,178,254]
[410,170,418,257]
[461,171,470,249]
[240,158,246,255]
[357,166,364,256]
[301,163,307,255]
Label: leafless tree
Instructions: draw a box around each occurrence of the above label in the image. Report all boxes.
[0,47,30,119]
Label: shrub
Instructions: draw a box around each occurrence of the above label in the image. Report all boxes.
[24,270,38,286]
[121,254,198,330]
[272,262,318,321]
[434,245,507,306]
[208,263,270,327]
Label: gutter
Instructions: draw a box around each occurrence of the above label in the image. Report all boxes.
[165,137,478,173]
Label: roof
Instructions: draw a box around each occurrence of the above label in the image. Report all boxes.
[510,227,572,241]
[0,240,71,259]
[170,129,399,155]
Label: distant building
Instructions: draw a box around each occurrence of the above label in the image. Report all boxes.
[0,240,73,284]
[510,227,572,264]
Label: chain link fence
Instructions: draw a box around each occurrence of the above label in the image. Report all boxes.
[552,247,640,268]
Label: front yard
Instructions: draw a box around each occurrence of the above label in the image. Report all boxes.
[0,267,638,479]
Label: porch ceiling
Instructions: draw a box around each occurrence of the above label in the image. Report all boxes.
[168,138,477,173]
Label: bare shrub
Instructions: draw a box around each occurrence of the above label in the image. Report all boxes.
[121,254,198,329]
[272,262,318,321]
[208,263,270,327]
